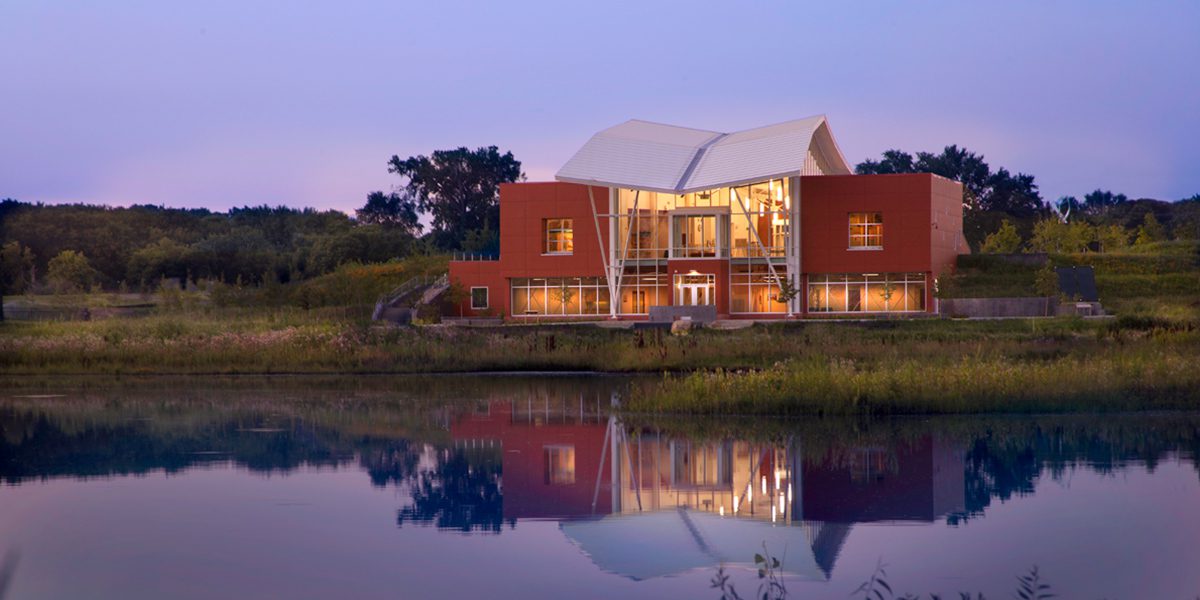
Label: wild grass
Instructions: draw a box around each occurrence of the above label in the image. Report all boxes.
[0,312,1132,376]
[3,312,1197,419]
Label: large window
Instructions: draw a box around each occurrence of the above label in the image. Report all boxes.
[849,212,883,249]
[672,214,727,258]
[670,441,732,490]
[807,273,926,313]
[544,218,573,254]
[730,264,788,314]
[511,277,609,316]
[618,265,668,314]
[731,179,789,258]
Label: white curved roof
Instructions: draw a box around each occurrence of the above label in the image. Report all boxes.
[555,115,851,193]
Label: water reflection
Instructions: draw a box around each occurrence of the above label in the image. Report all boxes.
[2,377,1200,596]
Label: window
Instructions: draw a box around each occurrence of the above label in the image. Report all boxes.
[470,287,489,310]
[544,218,573,254]
[849,212,883,249]
[807,273,926,313]
[510,277,610,316]
[544,445,576,485]
[671,214,727,258]
[730,264,788,314]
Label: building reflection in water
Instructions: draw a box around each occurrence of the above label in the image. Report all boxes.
[450,395,965,581]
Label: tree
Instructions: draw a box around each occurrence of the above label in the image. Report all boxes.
[1029,219,1070,253]
[0,241,36,321]
[1066,220,1095,252]
[387,146,523,248]
[1135,212,1166,246]
[980,220,1022,253]
[46,250,99,294]
[1083,189,1128,216]
[855,145,1047,250]
[854,149,915,175]
[1097,224,1129,253]
[913,145,993,208]
[981,169,1042,215]
[1,241,36,295]
[355,191,422,236]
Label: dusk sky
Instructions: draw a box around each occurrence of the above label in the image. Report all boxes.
[3,1,1198,214]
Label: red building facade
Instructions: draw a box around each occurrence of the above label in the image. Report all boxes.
[450,116,965,320]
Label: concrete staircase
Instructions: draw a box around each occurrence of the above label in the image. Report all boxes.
[372,274,449,324]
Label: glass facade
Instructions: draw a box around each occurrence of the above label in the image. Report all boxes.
[671,214,728,258]
[614,178,793,316]
[511,277,610,316]
[617,265,668,315]
[730,264,789,314]
[730,179,789,258]
[807,273,926,313]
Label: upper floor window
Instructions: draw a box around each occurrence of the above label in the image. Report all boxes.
[671,214,728,258]
[849,212,883,249]
[544,218,573,254]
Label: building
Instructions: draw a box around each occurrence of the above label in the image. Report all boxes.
[448,396,965,580]
[449,115,966,320]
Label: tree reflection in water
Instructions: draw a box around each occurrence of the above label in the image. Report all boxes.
[1,379,1199,540]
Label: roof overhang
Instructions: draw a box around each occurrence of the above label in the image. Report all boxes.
[555,115,851,193]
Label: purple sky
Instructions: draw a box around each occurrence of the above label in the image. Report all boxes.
[3,1,1198,214]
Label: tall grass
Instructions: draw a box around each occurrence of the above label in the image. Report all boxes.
[628,340,1200,416]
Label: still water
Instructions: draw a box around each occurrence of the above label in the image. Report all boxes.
[2,376,1199,599]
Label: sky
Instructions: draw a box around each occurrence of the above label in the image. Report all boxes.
[2,0,1198,214]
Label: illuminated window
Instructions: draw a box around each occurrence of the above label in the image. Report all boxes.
[510,277,610,316]
[671,214,727,258]
[470,287,488,310]
[544,445,576,485]
[849,212,883,249]
[806,273,926,313]
[544,218,574,254]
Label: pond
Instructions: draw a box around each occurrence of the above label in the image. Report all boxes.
[1,376,1199,599]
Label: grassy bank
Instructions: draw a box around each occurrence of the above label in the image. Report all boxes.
[0,310,1129,375]
[4,243,1199,414]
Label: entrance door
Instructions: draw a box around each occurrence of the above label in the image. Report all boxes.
[674,274,715,306]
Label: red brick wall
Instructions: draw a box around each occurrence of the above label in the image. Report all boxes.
[800,173,935,274]
[449,182,609,318]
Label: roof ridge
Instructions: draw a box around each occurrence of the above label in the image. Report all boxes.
[676,132,728,192]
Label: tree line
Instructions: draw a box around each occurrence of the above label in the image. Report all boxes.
[856,145,1200,252]
[0,146,524,296]
[3,141,1197,297]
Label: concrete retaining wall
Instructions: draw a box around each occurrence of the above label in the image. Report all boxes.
[938,297,1056,318]
[648,305,718,323]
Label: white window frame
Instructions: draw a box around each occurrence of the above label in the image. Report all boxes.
[543,218,574,255]
[848,212,883,250]
[470,286,489,310]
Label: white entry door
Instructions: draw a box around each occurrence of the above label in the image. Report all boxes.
[674,274,715,306]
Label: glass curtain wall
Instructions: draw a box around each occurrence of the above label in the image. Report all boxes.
[615,180,791,315]
[511,277,611,317]
[614,189,673,315]
[730,264,789,313]
[807,273,927,313]
[730,178,790,314]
